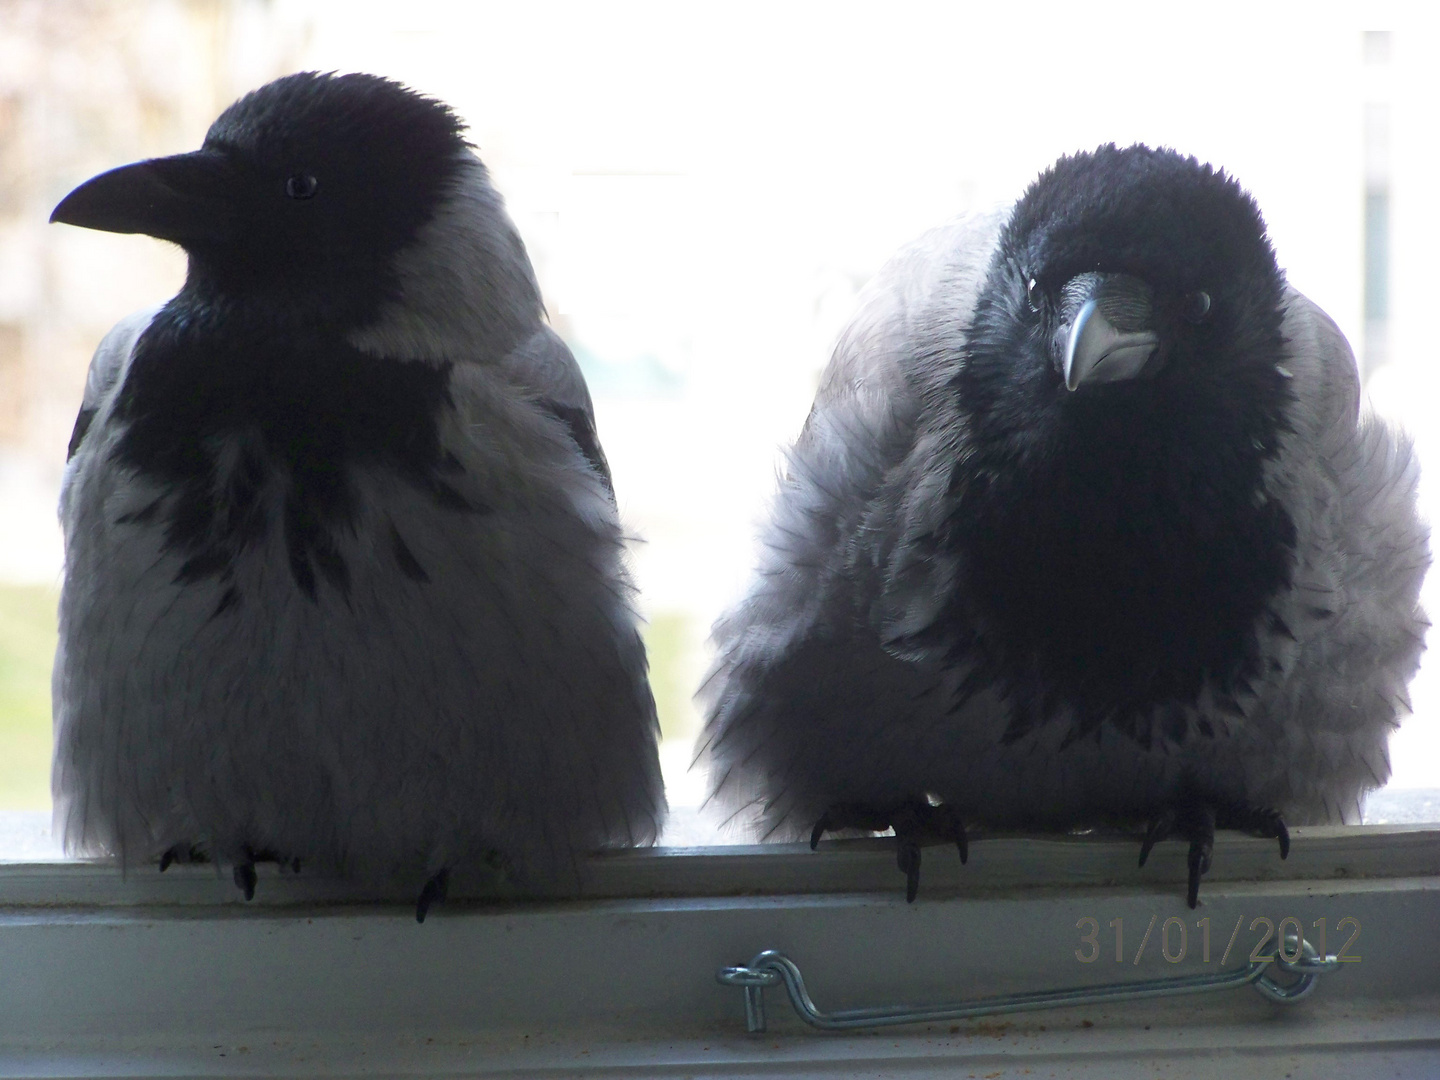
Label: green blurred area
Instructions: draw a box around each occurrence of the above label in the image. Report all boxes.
[0,585,56,810]
[642,610,702,742]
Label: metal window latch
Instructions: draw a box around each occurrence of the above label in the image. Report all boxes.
[716,930,1340,1033]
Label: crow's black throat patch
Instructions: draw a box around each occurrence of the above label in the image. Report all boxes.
[112,299,479,600]
[930,144,1297,749]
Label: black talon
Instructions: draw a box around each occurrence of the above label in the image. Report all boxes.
[1138,810,1175,868]
[1144,800,1286,907]
[159,843,206,871]
[1217,804,1291,862]
[810,799,968,902]
[897,839,921,903]
[1182,803,1215,909]
[1138,831,1157,869]
[1138,800,1216,906]
[1242,808,1290,860]
[809,803,892,848]
[1185,843,1203,909]
[810,815,830,851]
[416,867,450,923]
[233,862,257,902]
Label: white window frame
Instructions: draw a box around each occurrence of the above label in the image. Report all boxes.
[1,825,1437,1077]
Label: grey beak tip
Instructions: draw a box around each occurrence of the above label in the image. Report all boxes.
[1063,299,1099,391]
[1063,287,1158,390]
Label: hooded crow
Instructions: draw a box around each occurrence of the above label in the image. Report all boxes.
[50,72,664,919]
[700,144,1428,907]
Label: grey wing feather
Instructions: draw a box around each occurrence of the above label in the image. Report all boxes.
[64,304,160,462]
[698,210,1005,835]
[60,304,161,522]
[503,325,613,495]
[1233,289,1429,823]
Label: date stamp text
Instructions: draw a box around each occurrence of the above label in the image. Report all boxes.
[1074,916,1360,965]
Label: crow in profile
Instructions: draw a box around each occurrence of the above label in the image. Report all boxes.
[701,144,1428,907]
[50,72,664,919]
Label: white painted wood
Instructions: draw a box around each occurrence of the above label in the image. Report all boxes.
[0,832,1435,1077]
[1,826,1437,905]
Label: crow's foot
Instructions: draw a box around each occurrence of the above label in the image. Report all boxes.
[1138,799,1288,908]
[1137,799,1215,909]
[416,868,451,924]
[228,846,300,901]
[158,844,207,872]
[1219,805,1290,860]
[810,799,967,903]
[233,861,257,902]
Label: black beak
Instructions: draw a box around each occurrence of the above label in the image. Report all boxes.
[50,150,237,244]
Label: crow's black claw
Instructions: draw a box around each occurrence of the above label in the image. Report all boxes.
[897,841,921,903]
[810,798,967,903]
[1138,810,1175,868]
[1240,807,1290,860]
[1183,802,1216,908]
[233,862,257,902]
[1137,835,1155,869]
[1186,852,1202,909]
[810,817,828,851]
[1143,799,1287,907]
[1138,800,1214,906]
[159,843,206,871]
[416,867,450,923]
[1185,846,1205,908]
[1217,804,1291,862]
[1185,837,1213,908]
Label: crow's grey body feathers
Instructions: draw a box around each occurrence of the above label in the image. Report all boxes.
[52,74,663,899]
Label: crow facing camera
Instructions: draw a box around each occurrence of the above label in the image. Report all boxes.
[700,143,1428,908]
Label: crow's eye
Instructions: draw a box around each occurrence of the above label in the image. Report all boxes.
[284,173,319,200]
[1026,276,1042,313]
[1182,290,1211,323]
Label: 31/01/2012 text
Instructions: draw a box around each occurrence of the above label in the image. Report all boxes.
[1075,916,1360,965]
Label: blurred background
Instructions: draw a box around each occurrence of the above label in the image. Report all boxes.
[0,1,1436,849]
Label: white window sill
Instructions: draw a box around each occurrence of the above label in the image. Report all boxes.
[0,821,1436,903]
[0,827,1437,1077]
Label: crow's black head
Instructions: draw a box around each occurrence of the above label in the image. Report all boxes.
[944,144,1297,747]
[53,75,491,603]
[964,143,1288,442]
[52,72,470,326]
